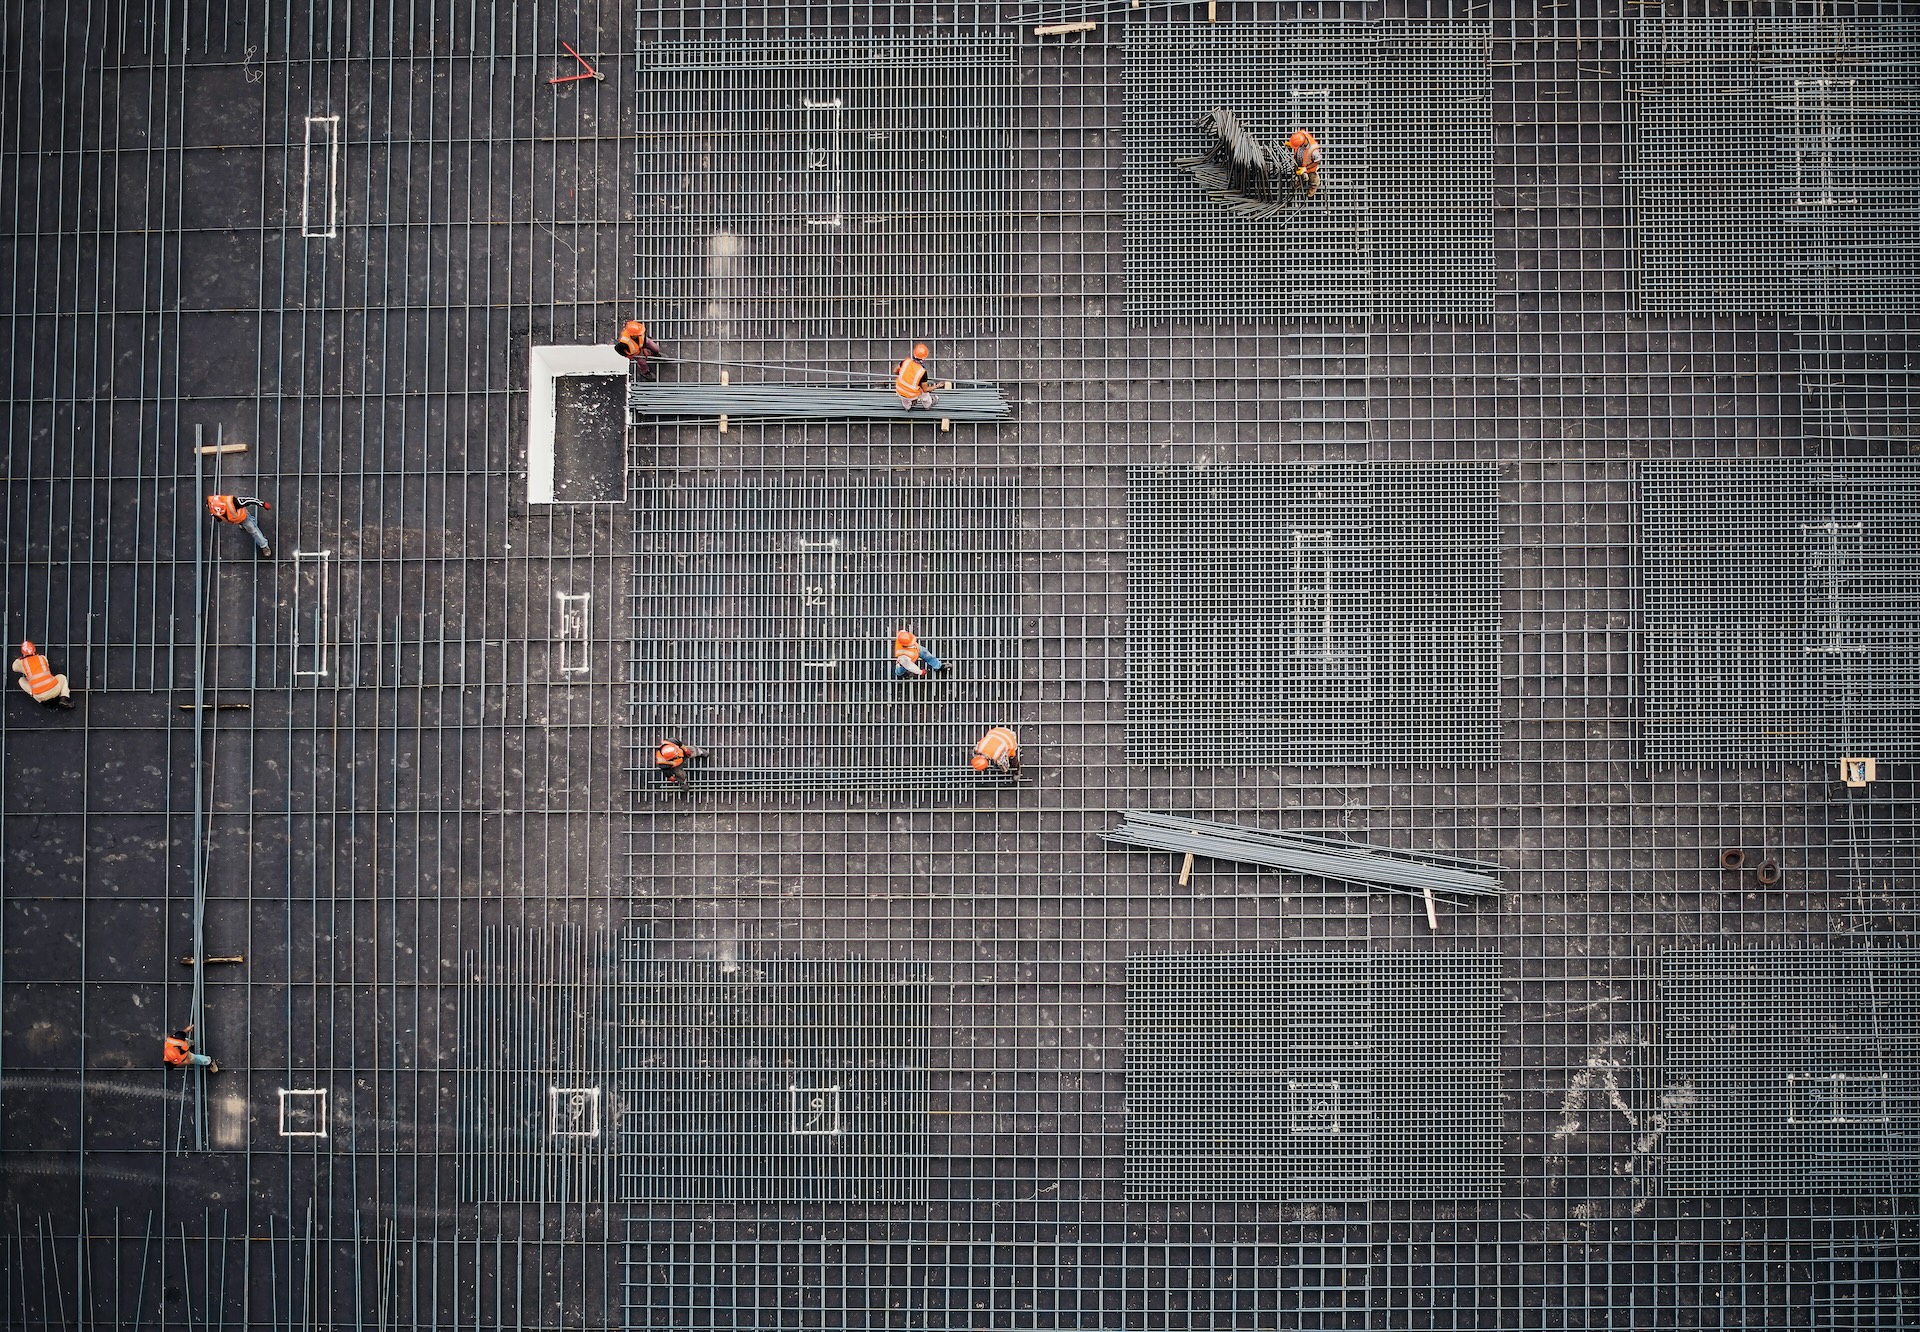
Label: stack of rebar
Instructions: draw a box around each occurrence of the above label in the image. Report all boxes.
[1105,810,1504,900]
[628,382,1012,423]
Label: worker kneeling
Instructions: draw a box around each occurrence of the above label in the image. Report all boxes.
[894,344,938,412]
[206,494,273,557]
[971,725,1020,776]
[654,738,709,785]
[162,1023,219,1074]
[14,641,74,708]
[615,319,664,379]
[892,630,945,679]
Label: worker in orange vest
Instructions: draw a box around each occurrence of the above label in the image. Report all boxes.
[615,320,664,379]
[892,629,946,679]
[893,343,938,411]
[1287,130,1322,197]
[971,726,1020,775]
[206,494,273,557]
[13,640,74,708]
[162,1023,219,1073]
[654,738,709,784]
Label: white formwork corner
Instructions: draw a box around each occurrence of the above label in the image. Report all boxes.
[528,344,629,504]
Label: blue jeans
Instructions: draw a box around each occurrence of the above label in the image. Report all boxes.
[894,651,942,677]
[184,1051,212,1068]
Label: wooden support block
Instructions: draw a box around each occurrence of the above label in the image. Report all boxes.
[1422,887,1439,932]
[195,441,249,456]
[720,370,730,386]
[718,415,729,434]
[940,418,951,432]
[1208,1,1217,21]
[1033,20,1097,35]
[1179,852,1194,886]
[1841,756,1877,788]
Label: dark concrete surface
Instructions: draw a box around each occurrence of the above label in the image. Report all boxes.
[2,2,1916,1328]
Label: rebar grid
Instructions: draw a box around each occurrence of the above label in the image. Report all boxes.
[1,1,1918,1329]
[1122,22,1493,322]
[1627,16,1920,315]
[1640,459,1920,764]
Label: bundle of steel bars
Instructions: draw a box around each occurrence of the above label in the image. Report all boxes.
[1105,810,1504,899]
[628,383,1012,423]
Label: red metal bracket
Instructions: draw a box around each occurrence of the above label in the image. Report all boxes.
[548,41,604,85]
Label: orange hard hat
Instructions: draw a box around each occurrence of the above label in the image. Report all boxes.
[657,741,683,760]
[895,630,915,648]
[912,344,930,360]
[1288,130,1311,149]
[632,321,646,338]
[971,753,990,771]
[19,640,35,656]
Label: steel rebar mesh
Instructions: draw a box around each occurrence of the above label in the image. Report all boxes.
[0,1,1918,1329]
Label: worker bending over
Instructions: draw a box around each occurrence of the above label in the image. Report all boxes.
[206,494,273,557]
[893,344,938,411]
[13,640,74,708]
[893,630,946,679]
[654,738,709,784]
[162,1024,220,1074]
[615,320,664,379]
[971,726,1020,776]
[1287,130,1321,197]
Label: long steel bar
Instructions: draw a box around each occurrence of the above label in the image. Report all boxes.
[1106,810,1504,899]
[627,383,1012,422]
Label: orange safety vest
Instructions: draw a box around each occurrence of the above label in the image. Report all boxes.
[974,726,1018,769]
[894,633,923,671]
[15,652,61,701]
[894,356,928,401]
[163,1035,193,1067]
[1295,136,1321,174]
[655,742,687,768]
[616,321,652,359]
[206,495,246,525]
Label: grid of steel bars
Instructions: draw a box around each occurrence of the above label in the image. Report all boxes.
[1,1,1919,1330]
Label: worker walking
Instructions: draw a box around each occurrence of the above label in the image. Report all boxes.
[893,343,938,412]
[654,738,709,784]
[892,630,946,679]
[13,640,74,708]
[1287,130,1322,197]
[971,725,1020,776]
[615,320,664,379]
[162,1024,219,1074]
[206,494,273,557]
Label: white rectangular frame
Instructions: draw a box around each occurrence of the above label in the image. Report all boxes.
[556,592,592,676]
[547,1085,603,1139]
[527,345,631,505]
[278,1087,329,1138]
[302,115,341,239]
[291,551,333,679]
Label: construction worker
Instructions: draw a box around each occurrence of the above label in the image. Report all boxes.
[893,343,937,412]
[162,1024,219,1073]
[654,738,709,784]
[1287,130,1322,197]
[615,320,664,379]
[206,494,272,557]
[892,629,946,679]
[13,640,74,708]
[971,725,1020,776]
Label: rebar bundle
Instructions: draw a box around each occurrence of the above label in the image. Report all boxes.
[627,382,1012,423]
[1171,106,1303,221]
[1106,811,1504,900]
